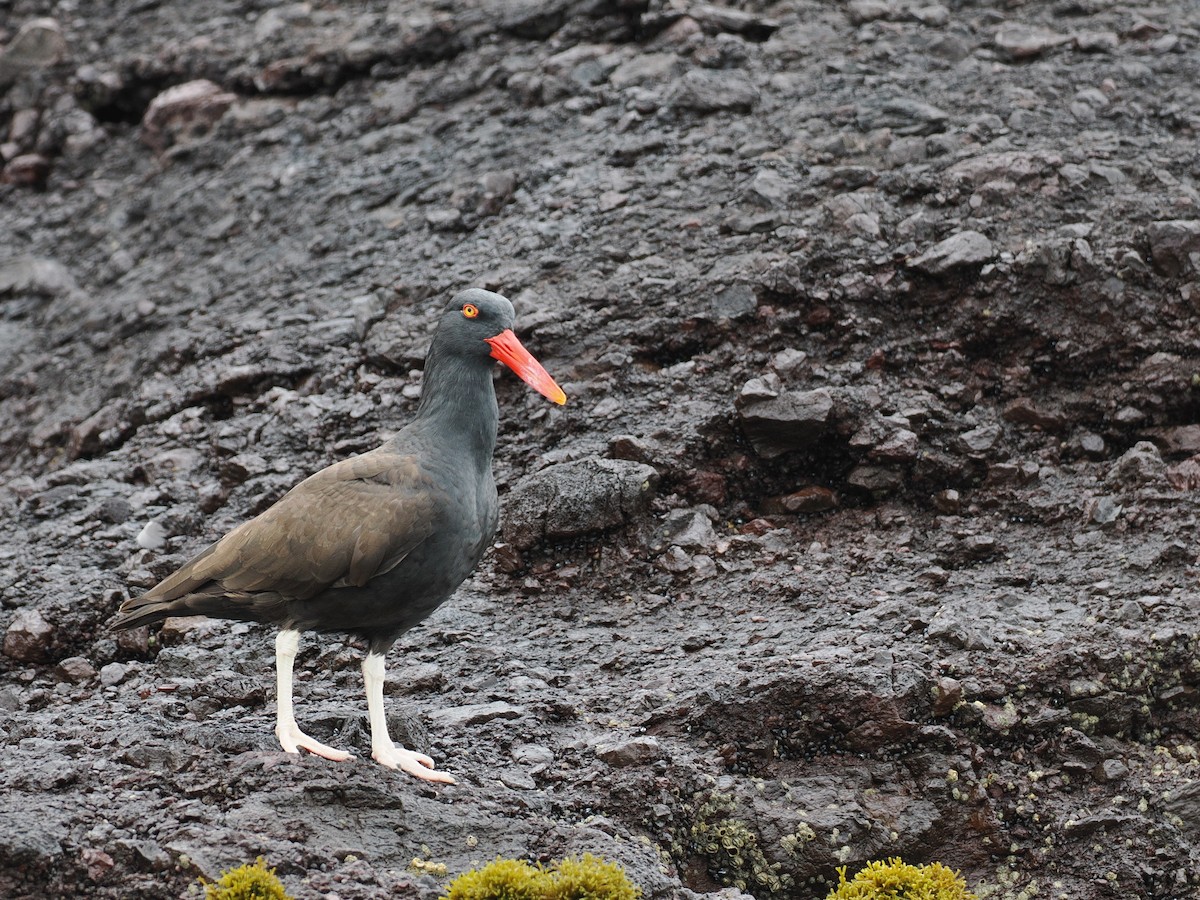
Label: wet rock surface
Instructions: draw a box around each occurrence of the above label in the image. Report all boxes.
[2,1,1200,899]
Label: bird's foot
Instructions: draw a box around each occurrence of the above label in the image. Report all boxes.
[372,742,456,784]
[276,722,354,762]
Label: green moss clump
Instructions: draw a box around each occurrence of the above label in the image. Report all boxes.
[826,857,976,900]
[444,854,640,900]
[545,854,640,900]
[202,857,293,900]
[444,858,550,900]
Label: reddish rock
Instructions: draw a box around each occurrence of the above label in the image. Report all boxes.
[765,486,838,514]
[1003,398,1067,432]
[595,736,663,767]
[1,153,50,187]
[1147,425,1200,456]
[740,517,777,535]
[870,428,920,462]
[933,489,961,513]
[55,656,97,683]
[141,79,237,153]
[932,677,963,717]
[3,608,54,662]
[1166,456,1200,490]
[683,470,727,505]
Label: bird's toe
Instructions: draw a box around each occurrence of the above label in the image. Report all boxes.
[373,744,456,784]
[276,724,354,762]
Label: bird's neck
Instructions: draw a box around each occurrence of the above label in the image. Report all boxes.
[413,346,499,465]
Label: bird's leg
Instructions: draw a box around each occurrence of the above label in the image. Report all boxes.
[362,652,455,784]
[273,629,353,762]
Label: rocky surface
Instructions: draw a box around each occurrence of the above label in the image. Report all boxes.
[2,1,1200,898]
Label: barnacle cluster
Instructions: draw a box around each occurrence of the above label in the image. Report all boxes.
[826,857,976,900]
[443,853,640,900]
[685,791,792,897]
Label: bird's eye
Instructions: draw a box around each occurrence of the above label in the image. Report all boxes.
[462,303,479,318]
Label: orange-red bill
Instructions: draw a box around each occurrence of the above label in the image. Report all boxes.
[485,329,567,405]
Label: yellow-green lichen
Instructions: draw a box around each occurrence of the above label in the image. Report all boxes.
[201,857,292,900]
[443,854,640,900]
[826,857,976,900]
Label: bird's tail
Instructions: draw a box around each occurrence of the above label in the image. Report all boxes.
[111,587,284,631]
[110,595,190,631]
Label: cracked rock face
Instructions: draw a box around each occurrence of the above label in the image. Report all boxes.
[3,1,1200,899]
[503,458,659,551]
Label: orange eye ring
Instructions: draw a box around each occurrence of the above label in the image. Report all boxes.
[462,303,479,318]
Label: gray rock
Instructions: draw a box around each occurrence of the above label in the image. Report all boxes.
[746,169,796,209]
[944,151,1062,187]
[908,231,994,274]
[503,458,659,550]
[669,69,759,112]
[1078,432,1107,458]
[1094,758,1128,783]
[1146,220,1200,277]
[738,374,781,403]
[595,735,663,767]
[96,497,132,524]
[500,769,537,790]
[0,18,67,83]
[1073,31,1119,52]
[2,608,54,662]
[1107,441,1166,486]
[857,97,948,136]
[426,208,465,232]
[709,284,758,320]
[910,5,949,26]
[1088,495,1123,525]
[927,609,995,650]
[0,803,68,870]
[994,23,1071,59]
[0,255,77,296]
[770,348,807,376]
[608,53,680,89]
[1163,781,1200,836]
[99,662,129,687]
[690,5,779,38]
[959,424,1002,454]
[660,509,718,549]
[429,701,524,729]
[846,0,891,24]
[512,743,555,767]
[738,388,834,458]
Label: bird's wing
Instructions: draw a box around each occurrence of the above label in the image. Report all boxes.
[140,450,441,604]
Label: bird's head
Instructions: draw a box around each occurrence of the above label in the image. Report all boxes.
[437,289,567,405]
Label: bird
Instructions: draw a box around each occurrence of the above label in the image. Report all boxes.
[111,288,566,784]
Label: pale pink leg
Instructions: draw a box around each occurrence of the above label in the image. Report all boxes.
[274,630,353,762]
[363,652,455,784]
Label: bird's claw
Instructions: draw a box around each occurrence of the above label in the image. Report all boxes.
[373,744,456,784]
[276,723,354,762]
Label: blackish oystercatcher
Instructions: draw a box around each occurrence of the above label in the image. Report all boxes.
[112,289,566,783]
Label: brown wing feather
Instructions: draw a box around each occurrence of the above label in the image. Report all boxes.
[114,448,439,626]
